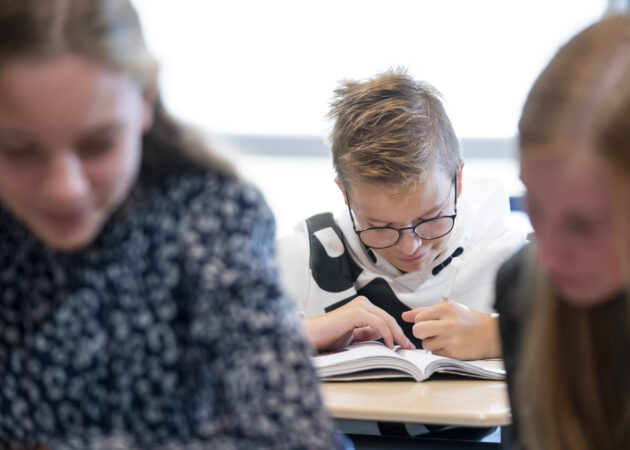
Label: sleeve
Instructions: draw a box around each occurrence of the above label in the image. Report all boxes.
[177,179,345,450]
[275,222,312,313]
[451,179,528,313]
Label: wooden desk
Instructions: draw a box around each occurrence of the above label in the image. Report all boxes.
[321,379,511,427]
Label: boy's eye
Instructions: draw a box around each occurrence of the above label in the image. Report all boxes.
[367,222,388,229]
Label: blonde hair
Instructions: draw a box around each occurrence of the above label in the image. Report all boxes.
[327,69,460,189]
[0,0,233,182]
[518,15,630,450]
[0,0,157,84]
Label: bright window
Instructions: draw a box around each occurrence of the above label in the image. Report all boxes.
[131,1,606,236]
[133,0,606,138]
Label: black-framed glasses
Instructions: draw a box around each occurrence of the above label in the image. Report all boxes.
[346,172,458,250]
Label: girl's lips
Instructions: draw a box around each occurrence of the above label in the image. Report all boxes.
[42,209,90,228]
[549,272,583,290]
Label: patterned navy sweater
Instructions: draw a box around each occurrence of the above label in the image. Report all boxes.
[0,169,342,449]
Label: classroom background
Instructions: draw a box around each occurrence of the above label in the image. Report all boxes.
[130,0,613,238]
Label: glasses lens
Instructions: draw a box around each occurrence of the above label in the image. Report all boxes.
[414,217,454,240]
[359,228,400,249]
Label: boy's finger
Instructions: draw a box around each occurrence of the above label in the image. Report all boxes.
[402,307,425,322]
[412,320,444,340]
[411,305,444,323]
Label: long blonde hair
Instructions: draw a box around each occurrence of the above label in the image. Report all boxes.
[517,15,630,450]
[0,0,233,182]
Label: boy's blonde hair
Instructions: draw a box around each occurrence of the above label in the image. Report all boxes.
[328,70,460,189]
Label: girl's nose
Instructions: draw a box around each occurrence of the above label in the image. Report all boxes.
[43,152,88,205]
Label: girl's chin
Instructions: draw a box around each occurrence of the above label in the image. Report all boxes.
[555,282,621,308]
[33,216,102,252]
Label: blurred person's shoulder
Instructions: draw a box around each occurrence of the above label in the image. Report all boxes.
[494,243,535,316]
[150,167,272,222]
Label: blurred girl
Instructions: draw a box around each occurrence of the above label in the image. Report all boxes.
[496,15,630,450]
[0,1,345,448]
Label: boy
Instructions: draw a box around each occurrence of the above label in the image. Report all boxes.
[277,70,525,360]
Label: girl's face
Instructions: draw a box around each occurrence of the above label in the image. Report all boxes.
[340,167,461,274]
[521,147,629,307]
[0,54,153,251]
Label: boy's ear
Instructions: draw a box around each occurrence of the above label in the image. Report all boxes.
[456,160,465,198]
[334,178,349,205]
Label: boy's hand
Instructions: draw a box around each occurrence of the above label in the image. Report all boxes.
[303,296,416,351]
[401,299,501,360]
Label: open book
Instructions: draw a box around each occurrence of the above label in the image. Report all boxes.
[312,341,505,382]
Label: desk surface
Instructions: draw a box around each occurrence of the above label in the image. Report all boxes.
[321,379,511,427]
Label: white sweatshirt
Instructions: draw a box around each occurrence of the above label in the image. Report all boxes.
[277,178,527,318]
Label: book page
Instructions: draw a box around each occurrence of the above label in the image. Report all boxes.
[312,341,406,368]
[396,348,446,371]
[312,341,505,381]
[312,341,424,380]
[405,351,505,380]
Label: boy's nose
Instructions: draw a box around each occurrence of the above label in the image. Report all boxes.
[396,228,423,255]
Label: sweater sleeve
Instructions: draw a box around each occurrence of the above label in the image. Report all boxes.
[177,177,344,449]
[276,222,312,313]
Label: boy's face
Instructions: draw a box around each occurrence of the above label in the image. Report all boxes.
[341,168,460,274]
